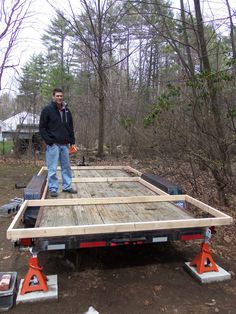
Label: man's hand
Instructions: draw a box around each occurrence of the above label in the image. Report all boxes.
[69,145,78,154]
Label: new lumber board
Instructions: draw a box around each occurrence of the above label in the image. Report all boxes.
[7,216,232,240]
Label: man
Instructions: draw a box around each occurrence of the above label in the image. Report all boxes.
[39,88,77,197]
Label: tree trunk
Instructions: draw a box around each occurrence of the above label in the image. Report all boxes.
[97,0,105,157]
[180,0,195,76]
[225,0,236,73]
[97,68,106,157]
[225,0,236,58]
[194,0,233,204]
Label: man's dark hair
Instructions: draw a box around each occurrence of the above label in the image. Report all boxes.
[52,88,63,95]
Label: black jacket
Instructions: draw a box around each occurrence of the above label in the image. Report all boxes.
[39,101,75,145]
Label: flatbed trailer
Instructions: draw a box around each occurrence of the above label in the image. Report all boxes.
[7,166,233,252]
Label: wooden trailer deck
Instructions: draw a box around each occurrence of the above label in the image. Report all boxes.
[7,166,233,241]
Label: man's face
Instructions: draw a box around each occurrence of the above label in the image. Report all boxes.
[53,92,64,105]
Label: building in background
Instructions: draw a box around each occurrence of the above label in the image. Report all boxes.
[2,111,41,154]
[0,120,7,141]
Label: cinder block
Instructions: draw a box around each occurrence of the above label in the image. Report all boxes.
[184,262,231,284]
[16,275,58,304]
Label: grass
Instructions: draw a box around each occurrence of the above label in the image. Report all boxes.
[0,140,13,155]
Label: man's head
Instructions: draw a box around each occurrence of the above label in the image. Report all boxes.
[52,88,64,105]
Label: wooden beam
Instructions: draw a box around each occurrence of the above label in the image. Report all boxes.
[7,216,232,240]
[65,177,140,183]
[41,165,140,174]
[138,177,168,195]
[41,182,48,199]
[126,166,142,176]
[37,166,47,175]
[70,166,129,170]
[185,195,232,218]
[26,195,186,207]
[7,200,28,231]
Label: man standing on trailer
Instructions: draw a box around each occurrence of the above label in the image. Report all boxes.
[39,88,77,197]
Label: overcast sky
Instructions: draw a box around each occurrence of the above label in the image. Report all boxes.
[1,0,81,95]
[1,0,235,96]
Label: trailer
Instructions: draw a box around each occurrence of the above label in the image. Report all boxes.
[7,166,233,253]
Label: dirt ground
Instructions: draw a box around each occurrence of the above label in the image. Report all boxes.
[0,159,236,314]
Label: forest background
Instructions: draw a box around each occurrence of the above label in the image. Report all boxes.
[0,0,236,206]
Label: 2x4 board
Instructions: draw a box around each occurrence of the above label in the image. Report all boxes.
[7,166,233,241]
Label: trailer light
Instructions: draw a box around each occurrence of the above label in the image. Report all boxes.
[181,234,203,241]
[79,241,106,248]
[20,238,32,246]
[110,242,118,246]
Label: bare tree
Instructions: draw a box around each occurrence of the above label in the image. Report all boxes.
[48,0,138,157]
[127,0,235,203]
[225,0,236,71]
[0,0,32,91]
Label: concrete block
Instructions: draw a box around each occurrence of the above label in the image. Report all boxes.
[16,275,58,304]
[184,262,231,284]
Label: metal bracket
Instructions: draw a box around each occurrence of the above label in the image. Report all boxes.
[204,227,212,243]
[29,247,38,258]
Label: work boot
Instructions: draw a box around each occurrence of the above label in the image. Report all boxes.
[62,187,77,194]
[49,191,58,197]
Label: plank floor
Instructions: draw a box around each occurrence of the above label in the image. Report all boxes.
[39,168,193,228]
[58,168,132,178]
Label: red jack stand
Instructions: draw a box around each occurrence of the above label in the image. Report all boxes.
[190,234,219,275]
[20,253,48,295]
[185,229,231,283]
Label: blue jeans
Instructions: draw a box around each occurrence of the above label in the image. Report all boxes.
[46,144,72,192]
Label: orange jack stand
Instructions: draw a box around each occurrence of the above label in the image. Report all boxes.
[20,256,48,295]
[190,242,219,274]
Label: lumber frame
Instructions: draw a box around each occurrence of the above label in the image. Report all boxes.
[7,194,232,240]
[7,165,232,241]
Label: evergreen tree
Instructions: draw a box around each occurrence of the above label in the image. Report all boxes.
[42,10,74,95]
[18,54,47,113]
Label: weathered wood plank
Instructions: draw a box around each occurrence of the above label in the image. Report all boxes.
[127,202,192,221]
[55,181,157,199]
[39,201,192,227]
[40,204,104,227]
[39,201,192,228]
[35,207,45,227]
[95,181,155,197]
[39,206,76,227]
[96,204,142,224]
[73,205,104,225]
